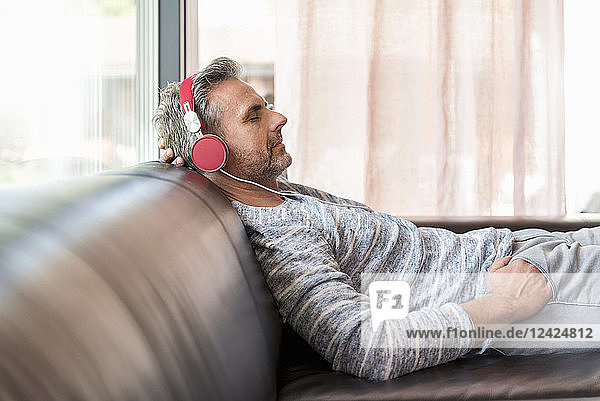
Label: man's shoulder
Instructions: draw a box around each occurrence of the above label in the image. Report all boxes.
[276,175,371,210]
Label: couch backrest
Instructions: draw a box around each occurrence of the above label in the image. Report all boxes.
[0,162,281,401]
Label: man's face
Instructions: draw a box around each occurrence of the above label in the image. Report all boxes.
[209,78,292,184]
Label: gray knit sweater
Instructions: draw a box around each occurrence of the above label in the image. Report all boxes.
[232,177,514,381]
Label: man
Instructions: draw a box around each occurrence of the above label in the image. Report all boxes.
[153,57,599,381]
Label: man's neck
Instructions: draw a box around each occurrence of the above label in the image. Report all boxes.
[206,170,285,207]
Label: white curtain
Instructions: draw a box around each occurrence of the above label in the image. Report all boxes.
[274,0,564,216]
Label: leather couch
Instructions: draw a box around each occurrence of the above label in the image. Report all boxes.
[1,161,599,401]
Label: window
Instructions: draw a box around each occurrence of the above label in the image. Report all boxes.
[195,0,275,104]
[0,0,158,187]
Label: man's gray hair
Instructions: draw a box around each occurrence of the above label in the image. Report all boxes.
[152,57,243,169]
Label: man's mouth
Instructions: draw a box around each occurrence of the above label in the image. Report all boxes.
[272,137,284,148]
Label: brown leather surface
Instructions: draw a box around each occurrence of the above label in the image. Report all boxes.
[408,215,600,233]
[0,162,281,401]
[278,350,600,401]
[278,324,600,400]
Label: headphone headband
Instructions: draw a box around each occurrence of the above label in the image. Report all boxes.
[179,73,202,133]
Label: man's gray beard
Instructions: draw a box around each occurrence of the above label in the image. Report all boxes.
[232,148,292,184]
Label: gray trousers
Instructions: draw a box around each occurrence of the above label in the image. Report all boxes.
[489,226,600,354]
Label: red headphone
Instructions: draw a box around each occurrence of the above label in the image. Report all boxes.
[179,74,228,172]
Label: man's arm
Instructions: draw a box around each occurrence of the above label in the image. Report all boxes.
[251,222,475,381]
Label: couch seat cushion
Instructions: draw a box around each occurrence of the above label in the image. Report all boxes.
[278,350,600,400]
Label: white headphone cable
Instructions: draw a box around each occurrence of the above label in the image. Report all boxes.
[219,169,372,211]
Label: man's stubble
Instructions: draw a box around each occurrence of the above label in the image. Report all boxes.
[230,145,292,184]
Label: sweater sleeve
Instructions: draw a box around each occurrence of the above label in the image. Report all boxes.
[249,222,474,381]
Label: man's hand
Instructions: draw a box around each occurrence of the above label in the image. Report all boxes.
[158,138,185,167]
[461,256,552,326]
[484,256,552,322]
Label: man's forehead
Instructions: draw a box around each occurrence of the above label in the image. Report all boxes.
[210,78,264,116]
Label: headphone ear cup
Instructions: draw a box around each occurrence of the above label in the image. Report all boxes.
[190,134,228,172]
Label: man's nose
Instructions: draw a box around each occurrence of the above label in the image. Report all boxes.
[271,111,287,131]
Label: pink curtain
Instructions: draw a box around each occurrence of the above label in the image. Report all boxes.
[274,0,565,216]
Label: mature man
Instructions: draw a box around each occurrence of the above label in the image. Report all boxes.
[153,57,600,381]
